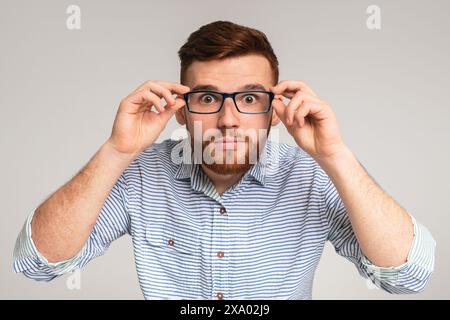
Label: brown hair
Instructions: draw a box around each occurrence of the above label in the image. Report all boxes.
[178,20,279,86]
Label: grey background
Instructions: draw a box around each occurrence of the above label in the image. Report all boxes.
[1,0,449,299]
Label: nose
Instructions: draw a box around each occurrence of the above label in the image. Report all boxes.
[217,96,240,129]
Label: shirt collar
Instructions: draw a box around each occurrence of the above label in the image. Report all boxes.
[173,137,273,187]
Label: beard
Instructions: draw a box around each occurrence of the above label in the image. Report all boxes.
[185,111,273,175]
[191,124,272,175]
[201,135,254,175]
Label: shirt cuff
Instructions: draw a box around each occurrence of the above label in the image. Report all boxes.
[13,208,85,275]
[360,214,436,283]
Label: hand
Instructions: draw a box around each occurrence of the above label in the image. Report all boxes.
[107,80,190,157]
[270,80,346,162]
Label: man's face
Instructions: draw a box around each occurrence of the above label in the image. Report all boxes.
[176,54,280,175]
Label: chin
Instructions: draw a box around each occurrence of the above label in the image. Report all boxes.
[203,162,252,175]
[202,146,254,175]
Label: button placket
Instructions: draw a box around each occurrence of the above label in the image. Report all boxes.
[212,202,228,300]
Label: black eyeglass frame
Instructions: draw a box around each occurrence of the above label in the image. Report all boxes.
[182,90,275,114]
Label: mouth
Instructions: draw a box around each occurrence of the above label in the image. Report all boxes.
[213,138,246,150]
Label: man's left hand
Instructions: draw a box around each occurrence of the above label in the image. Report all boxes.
[270,80,346,162]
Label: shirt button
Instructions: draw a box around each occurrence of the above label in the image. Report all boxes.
[216,292,224,300]
[217,251,224,258]
[167,239,175,246]
[219,207,227,215]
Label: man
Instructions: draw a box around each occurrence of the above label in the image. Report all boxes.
[13,20,435,299]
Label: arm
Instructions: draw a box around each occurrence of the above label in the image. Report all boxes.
[31,141,135,263]
[13,155,132,280]
[322,166,435,293]
[316,145,413,267]
[14,80,190,270]
[271,80,436,292]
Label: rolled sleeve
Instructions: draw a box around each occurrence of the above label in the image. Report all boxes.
[322,167,436,294]
[13,208,86,281]
[13,171,131,282]
[360,214,436,293]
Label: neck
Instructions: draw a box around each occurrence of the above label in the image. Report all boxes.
[200,164,247,196]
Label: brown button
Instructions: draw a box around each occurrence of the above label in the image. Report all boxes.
[219,207,227,215]
[167,239,174,246]
[216,292,224,300]
[217,251,224,258]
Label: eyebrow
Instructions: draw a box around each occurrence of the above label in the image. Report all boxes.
[191,83,267,92]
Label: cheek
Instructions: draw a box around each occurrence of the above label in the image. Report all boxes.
[187,115,270,141]
[240,115,271,134]
[188,115,218,130]
[187,118,222,143]
[243,113,271,124]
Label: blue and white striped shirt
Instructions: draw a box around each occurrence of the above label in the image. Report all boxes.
[13,138,436,299]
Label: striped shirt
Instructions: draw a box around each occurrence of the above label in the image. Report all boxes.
[13,138,436,299]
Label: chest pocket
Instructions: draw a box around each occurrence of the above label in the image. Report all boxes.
[145,223,200,255]
[144,223,202,298]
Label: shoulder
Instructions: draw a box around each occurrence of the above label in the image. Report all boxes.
[123,138,183,177]
[265,140,329,185]
[137,138,183,163]
[266,140,318,170]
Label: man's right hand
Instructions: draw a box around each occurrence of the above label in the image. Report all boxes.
[107,80,191,158]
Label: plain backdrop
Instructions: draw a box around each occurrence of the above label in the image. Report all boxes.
[1,0,449,299]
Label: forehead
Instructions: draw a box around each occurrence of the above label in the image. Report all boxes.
[185,54,273,91]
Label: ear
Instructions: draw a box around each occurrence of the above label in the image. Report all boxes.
[174,94,187,125]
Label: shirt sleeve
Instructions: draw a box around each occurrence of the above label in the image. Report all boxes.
[13,172,131,282]
[320,168,436,294]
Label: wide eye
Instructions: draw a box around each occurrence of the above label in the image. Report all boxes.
[199,94,217,104]
[242,94,257,104]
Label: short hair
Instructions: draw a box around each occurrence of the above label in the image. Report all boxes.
[178,20,279,86]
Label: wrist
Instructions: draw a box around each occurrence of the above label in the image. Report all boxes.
[101,140,138,169]
[315,144,357,177]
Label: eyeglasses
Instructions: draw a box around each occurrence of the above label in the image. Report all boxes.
[183,90,275,114]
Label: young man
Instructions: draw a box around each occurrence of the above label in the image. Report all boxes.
[13,20,435,299]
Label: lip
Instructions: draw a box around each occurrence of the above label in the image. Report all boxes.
[214,139,246,150]
[215,139,245,143]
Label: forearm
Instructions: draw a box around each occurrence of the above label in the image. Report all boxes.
[31,140,136,263]
[317,145,414,267]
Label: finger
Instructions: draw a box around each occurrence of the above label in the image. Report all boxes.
[133,81,191,103]
[270,80,318,97]
[294,106,307,128]
[123,90,164,113]
[158,96,187,124]
[276,80,317,96]
[141,90,167,113]
[146,82,177,106]
[270,87,322,105]
[271,98,287,124]
[297,81,317,96]
[294,102,328,127]
[133,80,155,93]
[285,90,304,126]
[134,82,178,107]
[155,81,191,95]
[135,80,191,95]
